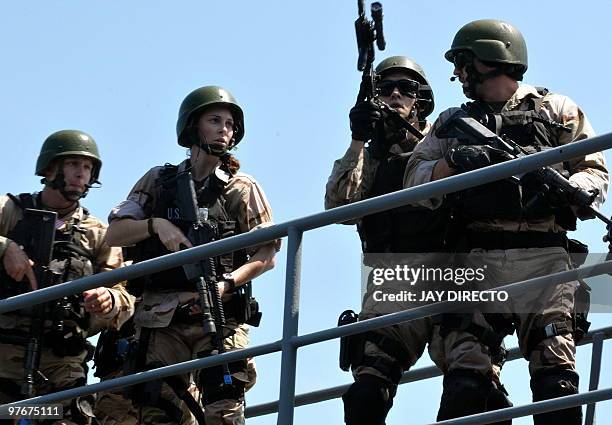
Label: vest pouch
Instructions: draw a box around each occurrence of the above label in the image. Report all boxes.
[455,179,522,220]
[486,110,555,149]
[228,284,262,327]
[49,325,88,357]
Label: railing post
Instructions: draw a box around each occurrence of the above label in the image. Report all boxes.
[585,331,604,425]
[277,226,303,425]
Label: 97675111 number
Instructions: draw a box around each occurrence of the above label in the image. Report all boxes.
[0,404,63,419]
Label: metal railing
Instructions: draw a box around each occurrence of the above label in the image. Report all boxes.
[2,132,612,425]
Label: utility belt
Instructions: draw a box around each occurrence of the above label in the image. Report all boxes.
[172,286,262,327]
[0,325,89,357]
[462,231,568,251]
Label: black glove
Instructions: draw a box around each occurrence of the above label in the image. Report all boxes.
[445,144,513,172]
[350,100,382,142]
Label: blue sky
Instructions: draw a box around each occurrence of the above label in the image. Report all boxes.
[2,1,612,424]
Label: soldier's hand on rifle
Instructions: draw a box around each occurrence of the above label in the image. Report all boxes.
[444,144,513,172]
[350,100,382,142]
[2,241,37,290]
[83,287,114,315]
[150,218,193,252]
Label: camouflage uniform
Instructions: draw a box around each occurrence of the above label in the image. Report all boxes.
[109,159,277,425]
[405,83,608,420]
[326,129,439,381]
[0,194,135,425]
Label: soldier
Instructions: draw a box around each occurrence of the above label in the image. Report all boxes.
[106,85,278,425]
[326,56,511,425]
[0,130,135,424]
[404,19,608,423]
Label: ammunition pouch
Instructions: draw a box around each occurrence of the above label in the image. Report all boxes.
[196,359,247,404]
[123,327,152,402]
[227,283,262,327]
[172,285,262,327]
[93,320,137,378]
[358,153,449,253]
[0,323,88,358]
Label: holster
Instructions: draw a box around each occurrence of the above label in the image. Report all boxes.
[338,310,360,371]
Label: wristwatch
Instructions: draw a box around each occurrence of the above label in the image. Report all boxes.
[222,273,236,293]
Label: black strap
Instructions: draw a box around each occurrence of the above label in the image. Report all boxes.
[526,319,574,355]
[439,313,509,357]
[163,374,207,425]
[464,231,567,251]
[359,355,403,385]
[358,331,410,384]
[7,193,37,210]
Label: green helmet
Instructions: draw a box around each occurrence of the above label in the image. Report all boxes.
[375,56,435,118]
[176,85,245,148]
[35,130,102,180]
[445,19,528,75]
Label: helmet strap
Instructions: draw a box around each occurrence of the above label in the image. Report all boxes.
[41,161,92,201]
[184,126,230,157]
[463,61,507,100]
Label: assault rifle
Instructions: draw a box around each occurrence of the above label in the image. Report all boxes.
[13,209,56,397]
[436,111,612,237]
[354,0,424,141]
[176,171,234,386]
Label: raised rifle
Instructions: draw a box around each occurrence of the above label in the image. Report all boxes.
[176,171,234,387]
[354,0,424,142]
[436,110,612,230]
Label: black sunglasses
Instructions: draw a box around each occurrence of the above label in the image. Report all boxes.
[452,51,474,69]
[376,79,420,97]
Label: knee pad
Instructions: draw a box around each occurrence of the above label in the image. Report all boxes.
[531,368,581,425]
[342,375,395,425]
[437,369,491,421]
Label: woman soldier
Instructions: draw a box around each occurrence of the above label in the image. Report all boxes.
[106,86,278,425]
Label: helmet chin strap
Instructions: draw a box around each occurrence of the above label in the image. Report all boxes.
[41,166,97,202]
[185,126,231,157]
[462,62,507,100]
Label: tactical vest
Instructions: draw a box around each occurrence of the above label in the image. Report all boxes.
[0,193,93,356]
[1,193,95,300]
[358,153,449,253]
[129,164,248,292]
[452,89,577,229]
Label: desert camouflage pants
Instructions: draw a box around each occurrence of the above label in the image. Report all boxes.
[354,253,444,383]
[93,371,139,425]
[429,247,577,379]
[137,321,253,425]
[0,342,94,425]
